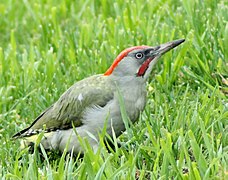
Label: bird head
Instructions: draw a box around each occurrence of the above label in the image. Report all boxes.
[104,39,185,80]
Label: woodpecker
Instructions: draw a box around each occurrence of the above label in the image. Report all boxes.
[13,39,185,154]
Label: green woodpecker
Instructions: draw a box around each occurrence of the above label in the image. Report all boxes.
[13,39,185,154]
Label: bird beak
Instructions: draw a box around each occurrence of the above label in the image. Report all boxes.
[137,39,185,77]
[149,39,185,57]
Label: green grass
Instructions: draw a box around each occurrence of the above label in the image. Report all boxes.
[0,0,227,179]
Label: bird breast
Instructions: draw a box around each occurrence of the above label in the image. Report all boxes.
[80,75,147,138]
[114,76,147,123]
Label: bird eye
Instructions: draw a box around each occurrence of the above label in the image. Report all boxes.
[135,52,144,59]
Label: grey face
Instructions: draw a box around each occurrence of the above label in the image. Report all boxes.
[127,47,160,65]
[112,48,160,77]
[111,39,185,78]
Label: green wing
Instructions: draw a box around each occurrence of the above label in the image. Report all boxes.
[13,75,114,138]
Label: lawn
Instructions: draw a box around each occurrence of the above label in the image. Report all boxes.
[0,0,227,179]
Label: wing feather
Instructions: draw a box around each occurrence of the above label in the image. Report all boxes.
[13,75,114,138]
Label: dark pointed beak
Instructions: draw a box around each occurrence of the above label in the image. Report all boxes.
[149,39,185,57]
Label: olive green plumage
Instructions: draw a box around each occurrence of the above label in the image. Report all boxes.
[13,75,114,138]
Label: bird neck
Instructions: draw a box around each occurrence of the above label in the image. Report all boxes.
[109,74,146,91]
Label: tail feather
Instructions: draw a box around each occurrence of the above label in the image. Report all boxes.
[12,126,31,139]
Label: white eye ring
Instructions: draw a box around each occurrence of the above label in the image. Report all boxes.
[135,52,143,59]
